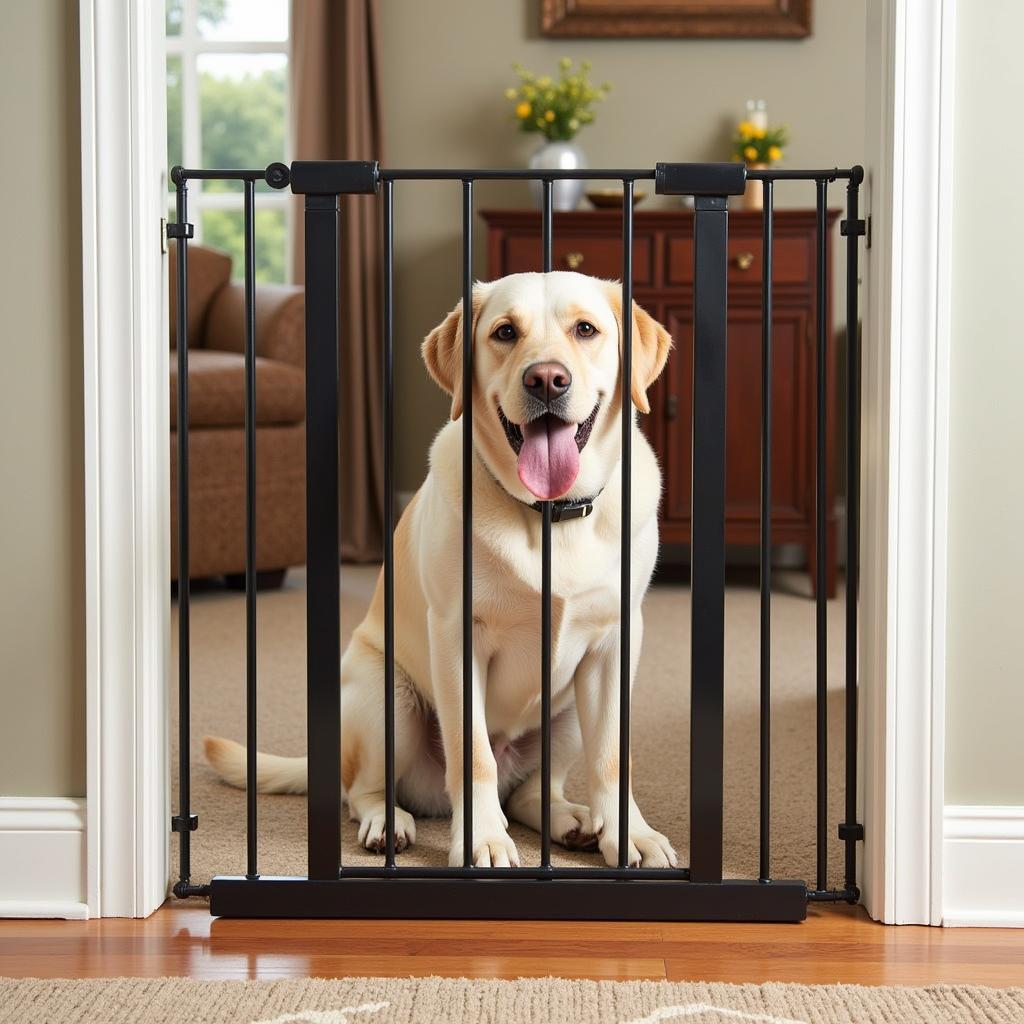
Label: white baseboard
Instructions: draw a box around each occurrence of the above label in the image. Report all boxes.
[0,797,89,919]
[943,805,1024,927]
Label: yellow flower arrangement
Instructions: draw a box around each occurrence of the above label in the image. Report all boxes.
[732,119,788,166]
[505,57,610,142]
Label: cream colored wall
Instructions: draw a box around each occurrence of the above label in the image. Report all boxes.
[944,0,1024,806]
[0,1,85,797]
[378,0,867,491]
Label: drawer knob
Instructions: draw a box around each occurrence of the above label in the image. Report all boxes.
[564,251,585,270]
[733,251,755,271]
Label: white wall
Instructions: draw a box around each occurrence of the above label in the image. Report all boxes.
[944,0,1024,808]
[940,0,1024,928]
[0,0,85,798]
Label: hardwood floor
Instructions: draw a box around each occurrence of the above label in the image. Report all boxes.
[1,904,1022,986]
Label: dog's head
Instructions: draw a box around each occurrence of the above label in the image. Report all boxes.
[422,272,671,502]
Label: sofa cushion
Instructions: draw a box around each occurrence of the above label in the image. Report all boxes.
[205,281,306,368]
[168,245,233,349]
[170,349,305,428]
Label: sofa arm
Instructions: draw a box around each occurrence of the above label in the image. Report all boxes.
[204,281,305,369]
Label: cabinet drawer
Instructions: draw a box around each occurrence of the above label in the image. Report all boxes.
[666,234,811,288]
[500,233,654,284]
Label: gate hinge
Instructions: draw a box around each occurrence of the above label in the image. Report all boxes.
[838,821,864,842]
[166,221,195,240]
[171,813,199,833]
[841,217,866,237]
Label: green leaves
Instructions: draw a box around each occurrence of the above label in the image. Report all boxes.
[504,58,611,143]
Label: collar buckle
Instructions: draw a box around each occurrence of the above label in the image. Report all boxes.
[531,497,597,522]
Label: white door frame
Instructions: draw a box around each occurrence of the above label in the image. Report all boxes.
[859,0,956,925]
[80,0,169,918]
[77,0,955,922]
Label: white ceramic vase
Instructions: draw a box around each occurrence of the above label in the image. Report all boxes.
[528,140,586,211]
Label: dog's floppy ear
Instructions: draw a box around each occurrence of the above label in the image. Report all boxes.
[630,303,673,414]
[603,283,673,414]
[422,289,483,420]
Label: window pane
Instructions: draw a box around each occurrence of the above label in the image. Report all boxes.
[165,0,183,36]
[202,207,288,284]
[199,0,287,41]
[166,55,183,189]
[198,54,286,193]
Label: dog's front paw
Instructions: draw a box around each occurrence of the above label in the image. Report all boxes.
[598,822,678,869]
[357,804,416,854]
[449,827,520,868]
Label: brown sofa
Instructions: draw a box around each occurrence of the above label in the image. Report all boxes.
[170,245,306,586]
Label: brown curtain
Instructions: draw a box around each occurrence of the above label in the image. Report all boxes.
[290,0,384,562]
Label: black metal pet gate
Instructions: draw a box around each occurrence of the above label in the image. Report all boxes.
[170,159,865,922]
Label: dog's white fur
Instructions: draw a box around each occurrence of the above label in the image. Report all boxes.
[206,271,675,868]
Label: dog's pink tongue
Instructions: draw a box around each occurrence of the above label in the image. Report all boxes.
[517,415,580,500]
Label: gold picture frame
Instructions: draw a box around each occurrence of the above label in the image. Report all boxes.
[540,0,813,39]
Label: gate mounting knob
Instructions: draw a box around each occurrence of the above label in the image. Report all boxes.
[265,162,290,190]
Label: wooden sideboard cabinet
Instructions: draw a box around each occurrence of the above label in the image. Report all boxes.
[480,207,840,597]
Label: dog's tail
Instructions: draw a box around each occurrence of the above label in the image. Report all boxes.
[203,735,308,794]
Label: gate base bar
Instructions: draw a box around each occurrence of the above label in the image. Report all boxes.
[209,876,808,922]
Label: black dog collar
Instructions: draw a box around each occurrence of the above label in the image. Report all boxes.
[529,492,602,522]
[476,450,602,522]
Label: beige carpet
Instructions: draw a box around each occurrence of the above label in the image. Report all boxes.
[4,976,1023,1023]
[171,566,849,885]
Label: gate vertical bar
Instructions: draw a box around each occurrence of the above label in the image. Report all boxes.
[843,167,864,893]
[689,193,729,884]
[758,179,774,884]
[618,179,635,868]
[461,179,474,868]
[541,179,553,270]
[382,178,397,868]
[540,177,553,870]
[173,175,194,885]
[305,192,342,880]
[814,178,829,893]
[243,179,259,879]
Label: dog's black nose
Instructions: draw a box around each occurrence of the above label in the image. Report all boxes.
[523,362,572,405]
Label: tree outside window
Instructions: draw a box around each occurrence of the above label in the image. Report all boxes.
[166,0,290,283]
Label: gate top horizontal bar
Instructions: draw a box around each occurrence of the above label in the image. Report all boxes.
[172,163,862,193]
[746,166,858,182]
[172,166,266,182]
[171,163,290,189]
[379,166,858,184]
[379,168,656,182]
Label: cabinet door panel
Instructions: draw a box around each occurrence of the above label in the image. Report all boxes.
[659,305,809,527]
[666,233,812,288]
[501,233,654,284]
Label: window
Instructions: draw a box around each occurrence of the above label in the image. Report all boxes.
[166,0,291,283]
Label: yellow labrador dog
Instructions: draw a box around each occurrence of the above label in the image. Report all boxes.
[207,271,676,869]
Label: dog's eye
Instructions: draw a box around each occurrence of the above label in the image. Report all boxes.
[492,323,517,343]
[575,320,598,339]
